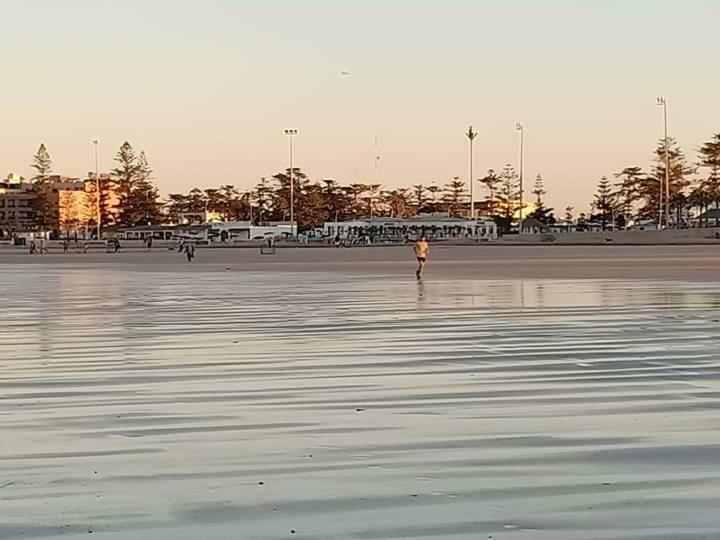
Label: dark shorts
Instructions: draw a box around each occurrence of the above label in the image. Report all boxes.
[417,257,426,263]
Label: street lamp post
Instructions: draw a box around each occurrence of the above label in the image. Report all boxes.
[466,126,477,219]
[515,123,525,230]
[93,139,100,240]
[284,129,298,238]
[657,97,670,229]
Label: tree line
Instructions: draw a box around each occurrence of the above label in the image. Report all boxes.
[29,142,162,232]
[23,130,720,234]
[590,134,720,229]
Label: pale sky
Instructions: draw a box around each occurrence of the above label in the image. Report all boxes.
[2,0,719,211]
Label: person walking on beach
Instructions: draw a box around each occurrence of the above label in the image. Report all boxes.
[414,235,429,280]
[62,239,69,253]
[184,243,195,262]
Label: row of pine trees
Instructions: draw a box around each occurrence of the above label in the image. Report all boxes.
[24,131,720,233]
[29,142,161,231]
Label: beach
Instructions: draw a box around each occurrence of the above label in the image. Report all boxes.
[2,246,720,539]
[3,243,720,280]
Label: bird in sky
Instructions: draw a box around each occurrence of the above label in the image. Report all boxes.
[340,71,351,76]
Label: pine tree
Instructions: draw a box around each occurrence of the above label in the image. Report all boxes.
[613,166,644,226]
[564,206,574,223]
[59,191,80,235]
[425,185,441,214]
[479,169,501,216]
[527,174,555,224]
[592,176,615,230]
[496,164,519,220]
[654,137,693,227]
[382,188,413,219]
[321,179,352,221]
[112,142,140,225]
[297,182,330,229]
[443,177,467,217]
[31,143,52,179]
[30,143,57,231]
[218,184,245,221]
[82,186,98,232]
[254,177,272,223]
[114,148,162,226]
[367,183,383,217]
[270,168,310,226]
[127,151,162,225]
[82,175,117,234]
[699,133,720,179]
[412,184,429,213]
[695,133,720,224]
[347,184,370,218]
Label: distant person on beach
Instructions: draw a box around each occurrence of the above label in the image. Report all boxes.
[184,243,195,262]
[146,237,153,251]
[62,239,69,253]
[39,238,48,254]
[29,240,36,254]
[414,235,429,280]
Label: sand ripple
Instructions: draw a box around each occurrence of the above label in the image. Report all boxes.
[2,268,720,539]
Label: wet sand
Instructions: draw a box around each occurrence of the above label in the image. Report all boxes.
[2,249,720,539]
[2,244,720,280]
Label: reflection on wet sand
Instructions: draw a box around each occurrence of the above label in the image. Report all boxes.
[2,267,720,539]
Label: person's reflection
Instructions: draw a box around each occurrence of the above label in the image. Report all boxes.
[416,279,426,305]
[536,282,546,308]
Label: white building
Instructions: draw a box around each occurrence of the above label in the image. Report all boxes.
[209,221,292,242]
[322,217,497,243]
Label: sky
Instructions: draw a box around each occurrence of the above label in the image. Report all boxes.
[1,0,719,211]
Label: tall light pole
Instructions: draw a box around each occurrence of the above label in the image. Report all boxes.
[466,126,477,219]
[515,123,525,229]
[657,97,670,228]
[93,139,100,239]
[373,136,380,218]
[284,129,298,237]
